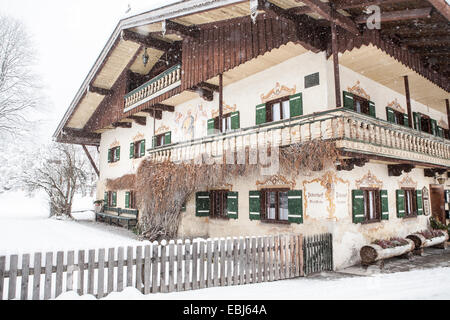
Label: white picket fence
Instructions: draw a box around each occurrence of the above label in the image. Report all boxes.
[0,233,312,300]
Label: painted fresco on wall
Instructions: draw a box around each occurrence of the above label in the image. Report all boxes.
[211,101,237,118]
[347,80,371,100]
[355,171,383,189]
[386,98,405,113]
[303,172,350,221]
[260,82,296,103]
[174,104,209,141]
[423,187,430,216]
[398,174,417,189]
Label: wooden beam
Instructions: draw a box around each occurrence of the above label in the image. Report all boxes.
[198,82,220,92]
[141,108,163,120]
[62,128,101,140]
[88,85,113,96]
[336,158,369,171]
[403,76,413,128]
[188,87,214,102]
[121,29,176,52]
[127,115,147,126]
[424,168,447,177]
[295,0,360,35]
[388,164,414,176]
[258,0,299,21]
[219,73,223,133]
[446,99,450,134]
[331,23,341,108]
[163,20,200,38]
[334,0,409,9]
[355,7,432,24]
[286,6,313,15]
[82,145,99,177]
[154,103,175,112]
[112,122,132,129]
[426,0,450,21]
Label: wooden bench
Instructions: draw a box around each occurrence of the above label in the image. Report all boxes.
[95,206,138,230]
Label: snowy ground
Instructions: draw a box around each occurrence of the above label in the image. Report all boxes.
[56,267,450,300]
[0,190,143,256]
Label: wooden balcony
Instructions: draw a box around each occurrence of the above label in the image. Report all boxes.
[124,64,181,112]
[147,109,450,169]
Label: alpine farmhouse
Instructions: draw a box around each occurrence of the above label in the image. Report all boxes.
[54,0,450,269]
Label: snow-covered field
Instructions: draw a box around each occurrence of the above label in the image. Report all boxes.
[56,267,450,300]
[0,190,142,256]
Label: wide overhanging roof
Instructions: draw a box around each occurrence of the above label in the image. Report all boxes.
[54,0,450,141]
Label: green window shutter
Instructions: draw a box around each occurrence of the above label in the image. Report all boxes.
[416,189,423,215]
[352,190,365,223]
[288,190,303,224]
[289,93,303,118]
[140,140,146,157]
[115,147,120,161]
[255,104,266,125]
[396,190,405,218]
[125,192,130,209]
[343,91,354,109]
[431,119,437,136]
[104,192,108,204]
[386,107,395,123]
[164,132,171,145]
[249,191,261,220]
[195,192,210,217]
[152,136,157,149]
[207,118,216,135]
[413,112,421,131]
[380,190,389,220]
[403,113,410,127]
[231,111,240,130]
[129,142,135,159]
[369,101,376,117]
[112,192,117,207]
[108,149,112,163]
[227,192,238,219]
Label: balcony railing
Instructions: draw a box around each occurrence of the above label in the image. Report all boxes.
[124,64,181,112]
[147,109,450,168]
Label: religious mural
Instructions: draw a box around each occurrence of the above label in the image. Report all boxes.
[174,104,209,141]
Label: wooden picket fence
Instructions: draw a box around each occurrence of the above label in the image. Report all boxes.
[0,233,333,300]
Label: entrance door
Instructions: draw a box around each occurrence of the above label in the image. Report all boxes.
[430,184,446,225]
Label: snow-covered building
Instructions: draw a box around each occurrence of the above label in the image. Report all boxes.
[54,0,450,269]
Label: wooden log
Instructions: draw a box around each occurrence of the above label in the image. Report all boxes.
[407,232,449,250]
[360,239,414,265]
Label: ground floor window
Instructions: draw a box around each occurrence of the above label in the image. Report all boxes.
[403,188,417,218]
[104,191,117,207]
[125,191,137,209]
[261,189,289,223]
[363,188,381,223]
[210,190,228,219]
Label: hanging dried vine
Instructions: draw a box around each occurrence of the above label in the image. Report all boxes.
[134,139,340,241]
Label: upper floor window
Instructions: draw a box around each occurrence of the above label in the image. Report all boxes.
[343,91,375,117]
[152,132,171,148]
[386,107,408,126]
[130,140,145,159]
[413,112,442,136]
[108,147,120,163]
[207,112,240,135]
[255,93,303,125]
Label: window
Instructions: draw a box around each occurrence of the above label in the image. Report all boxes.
[105,191,117,207]
[130,140,145,159]
[154,133,166,148]
[362,188,381,223]
[353,95,370,116]
[153,132,171,148]
[266,97,290,123]
[210,190,228,219]
[420,115,432,134]
[108,147,120,163]
[261,189,289,223]
[403,188,417,218]
[212,114,232,133]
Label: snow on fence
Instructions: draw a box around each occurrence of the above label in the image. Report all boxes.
[0,233,333,300]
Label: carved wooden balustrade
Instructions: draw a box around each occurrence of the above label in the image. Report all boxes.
[147,109,450,168]
[124,64,181,112]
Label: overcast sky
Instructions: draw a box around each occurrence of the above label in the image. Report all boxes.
[1,0,178,139]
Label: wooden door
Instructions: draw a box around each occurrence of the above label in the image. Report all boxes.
[430,184,446,225]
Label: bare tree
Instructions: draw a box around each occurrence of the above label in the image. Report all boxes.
[0,15,40,135]
[21,143,91,219]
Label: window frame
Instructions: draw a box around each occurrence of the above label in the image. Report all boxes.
[392,109,405,126]
[154,133,166,148]
[260,188,290,224]
[402,188,417,218]
[353,95,371,116]
[110,147,120,163]
[265,96,290,123]
[209,190,229,220]
[212,113,232,133]
[132,140,145,159]
[419,114,432,134]
[361,188,381,224]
